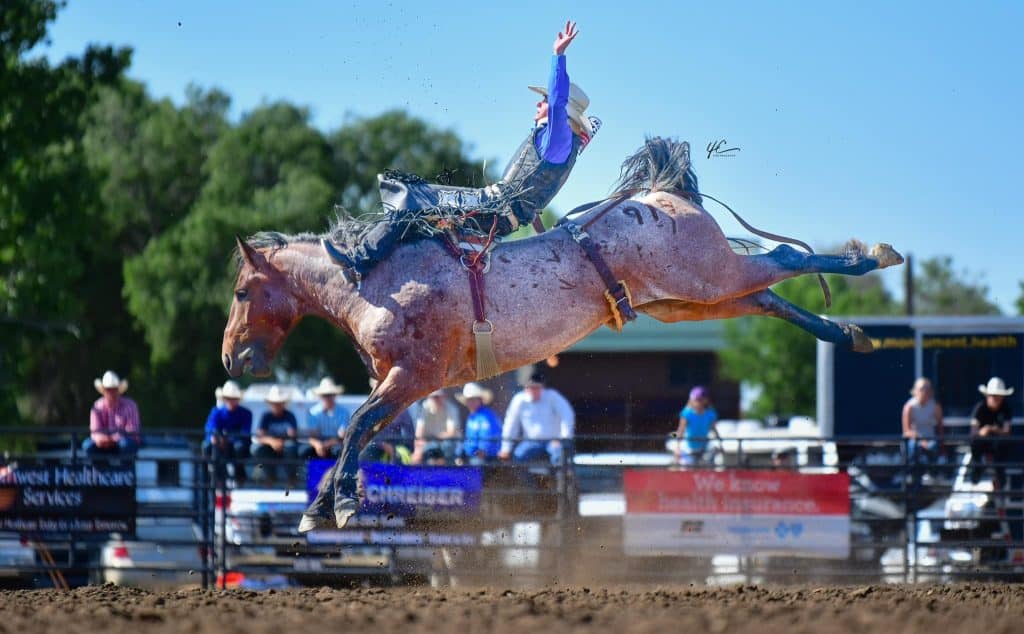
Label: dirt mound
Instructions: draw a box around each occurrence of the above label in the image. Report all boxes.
[2,583,1022,633]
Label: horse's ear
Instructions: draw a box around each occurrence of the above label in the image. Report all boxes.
[235,235,260,269]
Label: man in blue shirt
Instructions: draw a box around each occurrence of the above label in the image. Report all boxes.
[251,386,299,484]
[203,380,252,485]
[300,377,350,459]
[457,383,502,463]
[325,20,599,284]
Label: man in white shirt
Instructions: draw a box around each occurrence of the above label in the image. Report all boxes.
[499,371,575,465]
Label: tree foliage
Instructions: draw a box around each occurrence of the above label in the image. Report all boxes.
[2,2,488,429]
[912,255,1001,316]
[1,0,131,425]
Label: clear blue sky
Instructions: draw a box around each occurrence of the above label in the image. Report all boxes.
[41,1,1024,311]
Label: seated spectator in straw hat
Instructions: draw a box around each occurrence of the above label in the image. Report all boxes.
[500,371,575,466]
[970,377,1015,486]
[251,385,299,484]
[203,380,252,485]
[412,388,461,464]
[83,371,141,456]
[458,382,502,464]
[300,377,350,460]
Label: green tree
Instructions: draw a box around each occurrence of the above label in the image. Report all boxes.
[1014,281,1023,316]
[1,0,131,425]
[913,255,1001,316]
[720,271,899,418]
[123,107,485,426]
[330,110,488,212]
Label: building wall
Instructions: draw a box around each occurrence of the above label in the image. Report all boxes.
[542,350,739,451]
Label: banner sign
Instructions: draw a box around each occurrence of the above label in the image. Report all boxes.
[306,460,482,518]
[623,469,850,559]
[0,462,136,535]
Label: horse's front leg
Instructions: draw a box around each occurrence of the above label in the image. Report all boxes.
[299,366,422,532]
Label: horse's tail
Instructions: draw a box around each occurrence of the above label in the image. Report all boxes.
[614,137,832,308]
[612,136,702,204]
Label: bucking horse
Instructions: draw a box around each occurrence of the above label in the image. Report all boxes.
[221,138,903,531]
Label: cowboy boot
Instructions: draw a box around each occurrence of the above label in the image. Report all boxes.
[321,238,362,288]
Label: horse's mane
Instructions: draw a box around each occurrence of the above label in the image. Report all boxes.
[612,136,702,204]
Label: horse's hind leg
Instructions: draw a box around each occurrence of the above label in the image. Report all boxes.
[736,242,903,293]
[642,289,874,352]
[299,366,422,531]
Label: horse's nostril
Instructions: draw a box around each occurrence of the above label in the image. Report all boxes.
[223,353,232,371]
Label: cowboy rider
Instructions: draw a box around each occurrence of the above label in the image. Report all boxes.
[325,20,599,283]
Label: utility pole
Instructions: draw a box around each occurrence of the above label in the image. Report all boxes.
[904,253,914,316]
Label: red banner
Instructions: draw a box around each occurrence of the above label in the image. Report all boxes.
[624,469,850,516]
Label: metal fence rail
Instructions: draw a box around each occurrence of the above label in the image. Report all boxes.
[2,427,1023,587]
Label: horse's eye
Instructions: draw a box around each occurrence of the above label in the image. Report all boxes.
[235,288,249,301]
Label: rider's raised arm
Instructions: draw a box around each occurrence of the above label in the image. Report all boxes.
[536,21,577,165]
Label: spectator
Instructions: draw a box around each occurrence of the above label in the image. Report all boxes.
[902,378,944,482]
[970,377,1015,486]
[457,383,502,464]
[674,386,718,466]
[413,388,461,464]
[772,446,797,469]
[499,371,575,466]
[203,380,252,485]
[362,408,416,465]
[84,371,141,457]
[300,377,350,460]
[251,386,299,484]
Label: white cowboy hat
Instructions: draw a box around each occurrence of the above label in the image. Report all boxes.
[216,380,244,401]
[314,377,344,396]
[456,382,493,405]
[528,82,596,136]
[428,388,447,398]
[979,377,1015,396]
[264,385,291,404]
[94,371,128,395]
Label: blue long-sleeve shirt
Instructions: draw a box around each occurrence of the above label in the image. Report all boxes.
[462,406,503,458]
[534,55,573,165]
[204,405,252,442]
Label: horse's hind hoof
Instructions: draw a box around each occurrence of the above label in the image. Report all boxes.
[298,512,334,534]
[334,496,359,528]
[870,243,904,269]
[846,324,875,353]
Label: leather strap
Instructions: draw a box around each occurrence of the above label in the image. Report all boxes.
[531,214,546,234]
[563,221,638,326]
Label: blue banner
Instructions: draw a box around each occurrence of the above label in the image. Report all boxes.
[305,460,482,517]
[361,463,482,516]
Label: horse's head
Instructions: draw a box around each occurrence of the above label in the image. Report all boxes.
[222,236,303,378]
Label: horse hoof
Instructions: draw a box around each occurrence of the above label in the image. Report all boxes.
[298,512,335,533]
[870,243,904,269]
[846,324,875,353]
[334,496,359,528]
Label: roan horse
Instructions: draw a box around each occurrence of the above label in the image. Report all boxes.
[221,138,903,531]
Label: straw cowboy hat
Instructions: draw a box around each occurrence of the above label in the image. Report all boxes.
[215,380,244,401]
[94,370,128,395]
[979,377,1015,396]
[528,82,597,137]
[456,382,494,405]
[313,377,344,396]
[264,385,291,404]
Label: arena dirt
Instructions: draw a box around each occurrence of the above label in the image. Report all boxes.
[1,583,1022,633]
